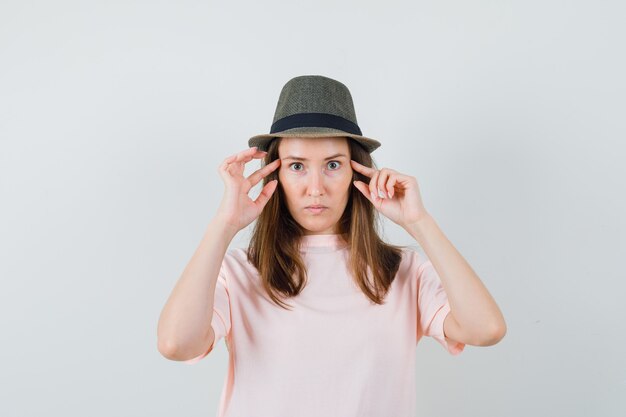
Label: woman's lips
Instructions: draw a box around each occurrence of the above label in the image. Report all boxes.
[305,206,327,214]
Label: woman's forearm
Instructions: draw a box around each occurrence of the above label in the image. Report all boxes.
[157,216,238,360]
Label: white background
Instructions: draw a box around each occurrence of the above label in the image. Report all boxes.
[1,1,624,416]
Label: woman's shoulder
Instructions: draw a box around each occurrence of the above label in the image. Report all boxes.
[225,245,248,258]
[218,246,259,281]
[397,244,431,270]
[222,246,253,267]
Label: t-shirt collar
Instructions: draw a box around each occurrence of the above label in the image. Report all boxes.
[298,233,349,252]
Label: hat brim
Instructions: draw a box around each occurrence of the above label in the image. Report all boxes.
[248,128,381,153]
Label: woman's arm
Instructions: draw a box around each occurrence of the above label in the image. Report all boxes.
[405,214,507,346]
[157,216,238,361]
[349,160,506,346]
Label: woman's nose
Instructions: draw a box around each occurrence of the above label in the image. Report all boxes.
[307,170,324,196]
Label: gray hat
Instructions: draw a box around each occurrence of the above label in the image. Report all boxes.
[248,75,381,153]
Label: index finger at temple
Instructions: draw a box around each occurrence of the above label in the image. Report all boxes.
[351,160,374,177]
[247,159,280,187]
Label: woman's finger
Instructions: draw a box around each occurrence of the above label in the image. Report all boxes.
[253,178,279,210]
[369,169,380,201]
[350,160,376,178]
[247,159,281,189]
[377,169,391,199]
[235,147,267,163]
[219,155,238,175]
[353,180,375,203]
[220,147,266,176]
[387,175,397,198]
[235,146,259,159]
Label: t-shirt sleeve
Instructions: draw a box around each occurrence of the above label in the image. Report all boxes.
[416,259,465,356]
[182,265,231,364]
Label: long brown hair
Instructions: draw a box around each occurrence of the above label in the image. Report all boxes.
[247,137,407,310]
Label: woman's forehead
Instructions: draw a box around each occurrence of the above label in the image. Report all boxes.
[278,137,349,158]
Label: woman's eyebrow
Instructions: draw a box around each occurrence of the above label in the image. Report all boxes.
[281,153,347,161]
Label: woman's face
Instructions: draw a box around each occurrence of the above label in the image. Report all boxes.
[277,136,352,235]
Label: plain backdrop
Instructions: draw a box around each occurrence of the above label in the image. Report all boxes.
[1,1,625,416]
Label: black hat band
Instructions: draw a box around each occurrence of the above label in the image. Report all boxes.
[270,112,363,136]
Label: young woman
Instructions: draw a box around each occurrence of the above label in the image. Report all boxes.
[157,76,506,417]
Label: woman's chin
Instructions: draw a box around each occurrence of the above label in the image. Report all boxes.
[299,220,337,234]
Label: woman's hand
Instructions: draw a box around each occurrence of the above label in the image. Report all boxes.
[350,160,430,229]
[215,146,281,233]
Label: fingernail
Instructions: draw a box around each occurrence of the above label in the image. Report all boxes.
[371,191,377,200]
[378,189,386,199]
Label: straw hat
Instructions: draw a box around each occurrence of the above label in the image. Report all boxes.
[248,75,381,153]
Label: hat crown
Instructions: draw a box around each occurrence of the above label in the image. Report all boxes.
[247,74,381,153]
[272,75,358,125]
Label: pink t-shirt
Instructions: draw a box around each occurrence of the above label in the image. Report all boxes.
[184,233,465,417]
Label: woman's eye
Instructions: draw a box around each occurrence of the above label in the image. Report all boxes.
[288,161,341,171]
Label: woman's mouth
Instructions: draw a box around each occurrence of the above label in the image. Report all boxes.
[305,206,327,214]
